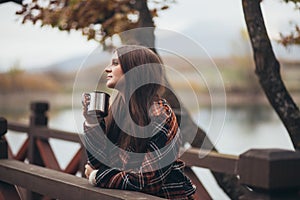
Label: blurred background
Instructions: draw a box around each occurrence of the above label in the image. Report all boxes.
[0,0,299,199]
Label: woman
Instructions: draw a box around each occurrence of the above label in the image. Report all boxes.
[82,45,196,199]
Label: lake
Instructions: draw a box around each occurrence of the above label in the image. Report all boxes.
[5,106,294,200]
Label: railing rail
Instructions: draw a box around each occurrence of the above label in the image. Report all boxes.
[181,148,239,175]
[0,159,163,200]
[7,121,239,174]
[8,121,80,142]
[7,122,29,133]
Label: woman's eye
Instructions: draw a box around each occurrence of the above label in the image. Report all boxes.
[112,60,119,65]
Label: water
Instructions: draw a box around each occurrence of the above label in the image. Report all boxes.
[197,106,293,155]
[5,106,294,200]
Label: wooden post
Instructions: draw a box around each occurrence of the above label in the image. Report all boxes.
[0,117,8,159]
[0,117,21,200]
[28,102,49,166]
[80,147,88,177]
[238,149,300,200]
[27,102,49,200]
[30,102,49,127]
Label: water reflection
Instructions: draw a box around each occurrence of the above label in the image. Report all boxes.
[224,105,276,135]
[46,105,294,155]
[196,105,293,155]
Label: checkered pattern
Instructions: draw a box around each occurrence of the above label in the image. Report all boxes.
[83,99,196,199]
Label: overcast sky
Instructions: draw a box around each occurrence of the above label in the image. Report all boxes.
[0,0,299,72]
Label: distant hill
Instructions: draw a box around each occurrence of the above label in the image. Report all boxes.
[34,51,111,73]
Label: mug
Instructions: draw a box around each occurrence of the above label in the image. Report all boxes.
[86,91,110,117]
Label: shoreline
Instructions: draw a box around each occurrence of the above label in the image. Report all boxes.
[1,91,299,116]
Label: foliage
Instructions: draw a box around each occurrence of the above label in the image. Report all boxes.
[278,0,300,46]
[0,69,61,93]
[282,0,300,4]
[16,0,174,46]
[279,24,300,46]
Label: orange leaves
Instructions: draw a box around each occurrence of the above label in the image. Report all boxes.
[160,5,168,10]
[16,0,174,44]
[279,25,300,47]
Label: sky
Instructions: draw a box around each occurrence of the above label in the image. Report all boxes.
[0,0,299,72]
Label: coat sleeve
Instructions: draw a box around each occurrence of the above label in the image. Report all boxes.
[83,118,107,169]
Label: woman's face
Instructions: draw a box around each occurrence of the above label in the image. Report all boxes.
[105,52,124,88]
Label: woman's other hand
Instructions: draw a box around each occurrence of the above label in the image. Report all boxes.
[85,163,97,185]
[84,163,94,178]
[82,93,99,125]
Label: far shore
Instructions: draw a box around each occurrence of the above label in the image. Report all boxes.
[1,91,300,121]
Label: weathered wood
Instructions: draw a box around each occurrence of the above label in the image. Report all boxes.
[0,119,19,200]
[79,147,88,176]
[32,127,81,143]
[184,167,211,200]
[36,139,61,171]
[30,102,49,127]
[0,180,20,200]
[0,159,164,200]
[238,149,300,200]
[0,118,7,137]
[181,148,245,199]
[239,190,300,200]
[6,142,14,160]
[28,132,44,166]
[14,138,29,161]
[8,121,81,142]
[64,148,82,174]
[181,148,238,175]
[28,102,49,200]
[0,139,8,160]
[239,149,300,190]
[0,118,8,160]
[5,120,29,161]
[6,117,83,174]
[7,122,29,133]
[28,102,50,166]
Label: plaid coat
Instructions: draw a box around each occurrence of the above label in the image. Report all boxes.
[83,99,196,199]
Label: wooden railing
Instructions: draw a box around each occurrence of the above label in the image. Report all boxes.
[0,159,163,200]
[7,103,84,174]
[1,102,300,200]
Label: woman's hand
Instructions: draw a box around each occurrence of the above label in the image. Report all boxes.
[82,93,99,125]
[84,163,94,179]
[85,163,98,185]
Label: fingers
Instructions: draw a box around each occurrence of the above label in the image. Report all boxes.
[82,93,99,124]
[82,93,90,118]
[82,93,90,107]
[85,164,91,178]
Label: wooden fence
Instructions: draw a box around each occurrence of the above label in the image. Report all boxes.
[1,102,300,200]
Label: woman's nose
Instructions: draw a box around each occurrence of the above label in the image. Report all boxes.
[105,65,112,73]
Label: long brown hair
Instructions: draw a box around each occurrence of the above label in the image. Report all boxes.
[105,45,165,153]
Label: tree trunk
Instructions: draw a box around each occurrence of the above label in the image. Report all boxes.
[119,0,157,54]
[242,0,300,150]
